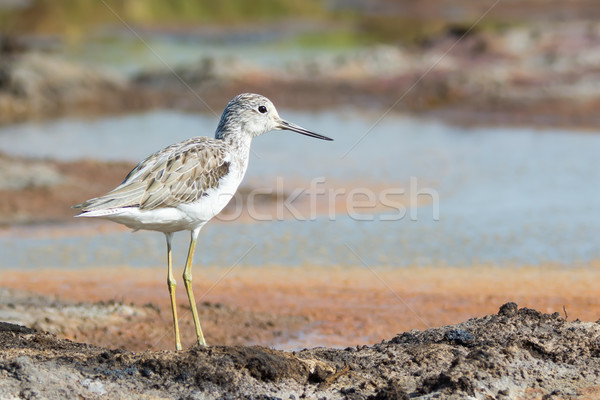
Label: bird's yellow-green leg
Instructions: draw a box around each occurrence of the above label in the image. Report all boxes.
[183,228,207,347]
[165,233,182,351]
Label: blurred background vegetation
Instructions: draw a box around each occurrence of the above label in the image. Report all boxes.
[2,0,600,125]
[0,0,562,48]
[0,0,324,35]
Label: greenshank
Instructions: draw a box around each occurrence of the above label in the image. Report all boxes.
[73,93,333,350]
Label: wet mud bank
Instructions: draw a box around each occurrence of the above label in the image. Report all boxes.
[1,303,599,399]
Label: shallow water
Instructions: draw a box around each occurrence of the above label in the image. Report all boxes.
[0,110,599,268]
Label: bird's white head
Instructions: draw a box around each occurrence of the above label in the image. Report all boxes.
[215,93,333,141]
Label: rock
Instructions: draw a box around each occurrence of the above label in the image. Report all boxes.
[135,55,263,88]
[0,52,136,123]
[498,302,518,317]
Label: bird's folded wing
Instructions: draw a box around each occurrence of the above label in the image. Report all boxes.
[76,139,231,212]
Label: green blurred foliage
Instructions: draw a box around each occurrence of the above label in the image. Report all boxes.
[0,0,325,37]
[0,0,516,48]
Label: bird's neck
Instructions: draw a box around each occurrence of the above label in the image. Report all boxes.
[216,131,252,179]
[217,129,253,158]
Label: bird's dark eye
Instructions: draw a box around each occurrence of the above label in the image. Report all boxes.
[258,105,267,114]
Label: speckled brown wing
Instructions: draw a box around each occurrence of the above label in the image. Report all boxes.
[76,137,231,212]
[138,144,230,210]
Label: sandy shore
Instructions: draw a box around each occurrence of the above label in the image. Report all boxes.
[2,263,599,351]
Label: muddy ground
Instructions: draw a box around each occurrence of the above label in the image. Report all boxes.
[2,266,600,399]
[3,265,600,352]
[1,302,600,399]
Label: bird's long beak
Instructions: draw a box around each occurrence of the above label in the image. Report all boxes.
[278,120,333,141]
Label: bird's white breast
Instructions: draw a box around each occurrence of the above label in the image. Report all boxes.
[175,159,245,226]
